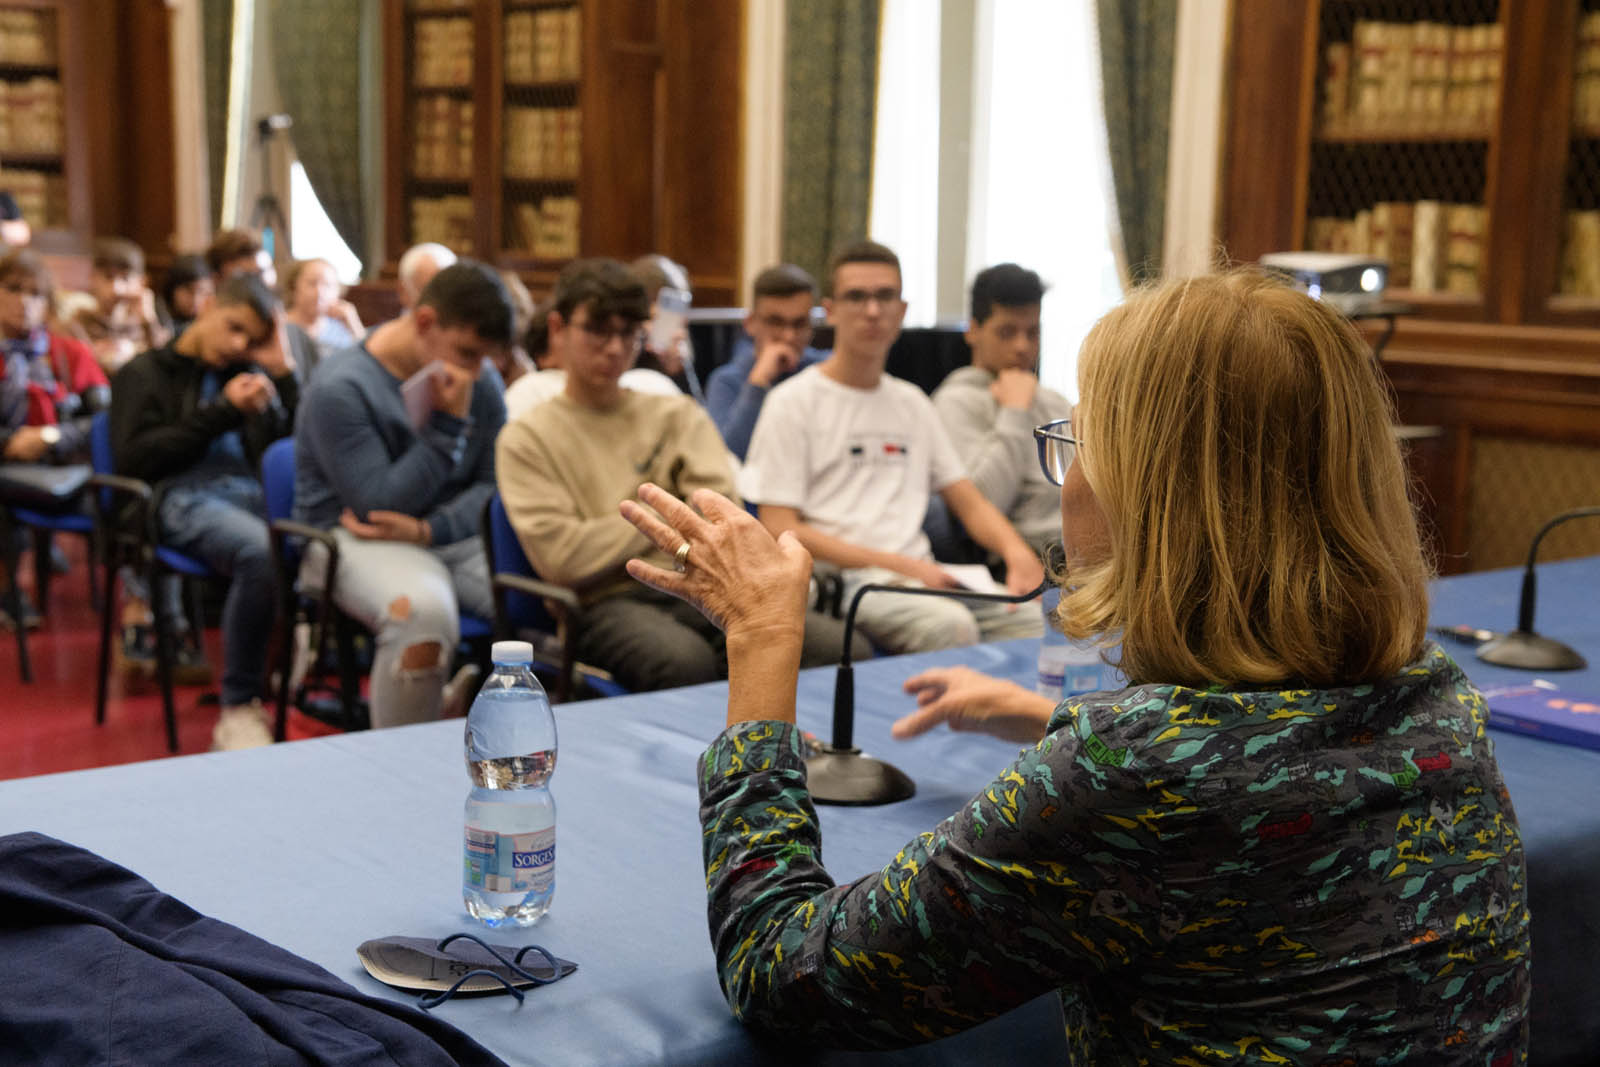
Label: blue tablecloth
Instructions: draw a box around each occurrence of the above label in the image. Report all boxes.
[1,558,1596,1064]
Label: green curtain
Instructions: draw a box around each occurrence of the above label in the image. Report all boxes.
[782,0,881,287]
[1097,0,1177,285]
[202,0,236,231]
[269,1,367,266]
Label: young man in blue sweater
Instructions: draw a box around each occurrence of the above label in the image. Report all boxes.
[703,264,828,460]
[293,261,513,727]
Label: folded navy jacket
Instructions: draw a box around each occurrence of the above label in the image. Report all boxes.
[0,832,506,1066]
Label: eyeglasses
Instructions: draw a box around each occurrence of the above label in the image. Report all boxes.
[577,317,645,354]
[1033,418,1080,486]
[835,287,902,309]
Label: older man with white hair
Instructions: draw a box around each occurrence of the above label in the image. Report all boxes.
[397,243,457,311]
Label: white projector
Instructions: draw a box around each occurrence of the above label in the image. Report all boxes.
[1258,252,1388,316]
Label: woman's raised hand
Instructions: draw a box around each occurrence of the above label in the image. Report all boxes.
[620,483,812,643]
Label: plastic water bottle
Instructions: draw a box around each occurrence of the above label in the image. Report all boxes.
[1036,586,1106,701]
[463,641,557,927]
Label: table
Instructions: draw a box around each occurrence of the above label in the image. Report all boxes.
[2,558,1597,1065]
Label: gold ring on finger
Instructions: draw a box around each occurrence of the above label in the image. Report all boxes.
[674,542,691,572]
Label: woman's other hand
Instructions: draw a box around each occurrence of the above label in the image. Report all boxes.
[895,666,1056,744]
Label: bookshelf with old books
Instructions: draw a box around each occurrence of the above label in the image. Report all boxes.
[382,0,743,303]
[0,0,90,253]
[1223,0,1600,573]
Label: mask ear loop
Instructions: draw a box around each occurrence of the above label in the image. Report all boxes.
[417,969,525,1011]
[436,932,566,984]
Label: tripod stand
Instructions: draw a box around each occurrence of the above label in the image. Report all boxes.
[250,114,292,260]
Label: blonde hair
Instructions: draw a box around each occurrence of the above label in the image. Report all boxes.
[281,257,337,305]
[1060,270,1430,688]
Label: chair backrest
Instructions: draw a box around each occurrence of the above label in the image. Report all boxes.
[89,410,113,476]
[261,438,297,522]
[483,492,554,633]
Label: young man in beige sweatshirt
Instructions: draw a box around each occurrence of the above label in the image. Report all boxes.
[495,258,860,691]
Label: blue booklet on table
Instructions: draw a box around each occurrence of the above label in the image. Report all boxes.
[1483,684,1600,751]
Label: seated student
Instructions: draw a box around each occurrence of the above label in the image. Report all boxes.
[293,261,513,728]
[0,248,110,628]
[160,254,214,338]
[704,263,829,460]
[496,258,861,693]
[488,270,537,389]
[282,257,363,363]
[502,293,680,421]
[109,273,297,750]
[740,240,1044,654]
[1,248,109,466]
[932,263,1070,555]
[621,270,1530,1062]
[207,228,321,381]
[62,237,171,375]
[628,253,700,398]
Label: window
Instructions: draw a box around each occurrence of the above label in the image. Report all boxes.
[870,0,1122,398]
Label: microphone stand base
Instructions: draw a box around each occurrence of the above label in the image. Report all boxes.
[805,745,916,807]
[1476,630,1587,671]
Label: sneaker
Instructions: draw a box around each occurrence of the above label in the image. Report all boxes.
[171,634,215,686]
[440,663,483,720]
[116,622,158,683]
[210,700,274,751]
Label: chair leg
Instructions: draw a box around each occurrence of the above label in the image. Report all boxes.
[274,596,295,743]
[95,557,118,723]
[86,530,101,605]
[3,535,31,684]
[31,528,51,619]
[153,570,180,753]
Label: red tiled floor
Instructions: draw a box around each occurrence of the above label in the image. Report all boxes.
[2,539,338,781]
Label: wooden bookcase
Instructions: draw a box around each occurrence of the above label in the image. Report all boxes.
[1222,0,1600,572]
[0,0,90,254]
[381,0,743,304]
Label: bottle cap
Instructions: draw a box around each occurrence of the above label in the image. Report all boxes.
[491,640,534,665]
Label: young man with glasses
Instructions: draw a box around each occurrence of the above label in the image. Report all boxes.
[496,257,862,692]
[741,240,1045,654]
[293,261,513,729]
[932,263,1071,555]
[704,263,830,460]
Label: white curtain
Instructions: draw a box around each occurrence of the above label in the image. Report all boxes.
[866,0,1122,395]
[867,0,941,326]
[968,0,1122,400]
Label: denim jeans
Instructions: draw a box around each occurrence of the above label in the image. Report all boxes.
[156,475,274,707]
[300,531,491,729]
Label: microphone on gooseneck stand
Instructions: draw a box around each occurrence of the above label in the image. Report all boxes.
[1475,506,1600,671]
[806,576,1050,807]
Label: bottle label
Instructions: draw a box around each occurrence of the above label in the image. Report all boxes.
[464,825,554,894]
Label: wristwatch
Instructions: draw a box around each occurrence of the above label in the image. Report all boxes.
[39,425,61,447]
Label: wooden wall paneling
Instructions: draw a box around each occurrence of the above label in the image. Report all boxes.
[580,0,663,259]
[659,0,742,307]
[1217,0,1317,264]
[1484,0,1577,326]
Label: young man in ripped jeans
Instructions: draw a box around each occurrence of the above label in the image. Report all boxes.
[293,261,512,727]
[108,273,296,750]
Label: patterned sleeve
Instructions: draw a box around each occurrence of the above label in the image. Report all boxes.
[696,716,1162,1050]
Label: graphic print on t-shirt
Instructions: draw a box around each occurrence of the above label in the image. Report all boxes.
[846,433,912,469]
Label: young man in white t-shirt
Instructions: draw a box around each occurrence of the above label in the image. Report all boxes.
[740,241,1045,653]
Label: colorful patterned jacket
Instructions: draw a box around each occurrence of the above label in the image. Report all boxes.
[698,643,1530,1063]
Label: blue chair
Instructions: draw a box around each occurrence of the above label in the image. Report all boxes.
[88,412,219,753]
[261,437,369,741]
[263,437,495,737]
[480,492,627,701]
